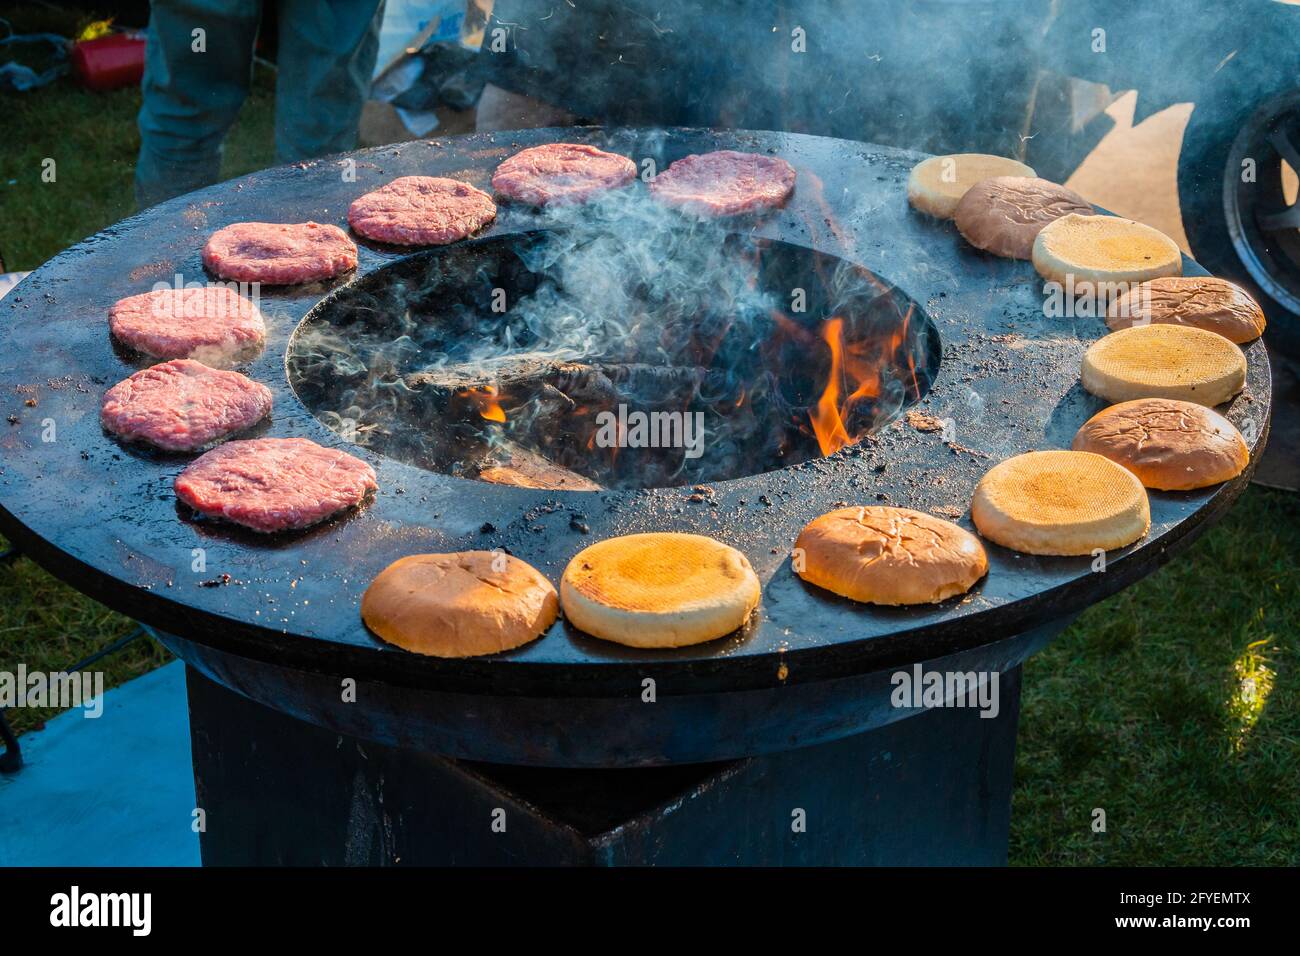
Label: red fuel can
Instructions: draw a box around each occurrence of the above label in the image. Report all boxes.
[71,33,146,92]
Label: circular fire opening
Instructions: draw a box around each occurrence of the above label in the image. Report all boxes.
[289,223,939,491]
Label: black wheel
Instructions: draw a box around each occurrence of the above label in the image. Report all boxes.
[1178,90,1300,356]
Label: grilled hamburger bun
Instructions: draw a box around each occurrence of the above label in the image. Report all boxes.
[362,551,558,658]
[1080,324,1246,406]
[1071,398,1249,490]
[953,176,1093,259]
[1106,276,1266,344]
[1032,213,1182,288]
[560,532,761,647]
[906,154,1035,219]
[971,450,1150,555]
[794,506,988,605]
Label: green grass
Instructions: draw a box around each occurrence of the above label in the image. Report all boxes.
[0,2,277,272]
[2,3,1297,867]
[1012,486,1300,865]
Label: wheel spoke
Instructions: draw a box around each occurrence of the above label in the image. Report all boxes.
[1267,124,1300,175]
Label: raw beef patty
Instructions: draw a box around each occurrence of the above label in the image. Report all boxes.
[109,285,266,365]
[348,176,496,245]
[492,143,637,206]
[202,221,357,284]
[101,359,272,452]
[175,437,377,533]
[649,150,796,217]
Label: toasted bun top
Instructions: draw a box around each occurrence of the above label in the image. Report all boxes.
[906,154,1035,217]
[953,176,1093,258]
[361,551,558,658]
[1081,324,1246,397]
[973,450,1146,530]
[559,533,761,648]
[1071,398,1249,490]
[794,506,987,605]
[562,532,756,613]
[1032,213,1181,280]
[1106,276,1266,343]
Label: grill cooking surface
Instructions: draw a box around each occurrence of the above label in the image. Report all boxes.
[0,127,1271,696]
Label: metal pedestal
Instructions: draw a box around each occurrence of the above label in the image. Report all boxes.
[187,665,1021,866]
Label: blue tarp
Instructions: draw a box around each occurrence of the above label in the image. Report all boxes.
[0,662,200,866]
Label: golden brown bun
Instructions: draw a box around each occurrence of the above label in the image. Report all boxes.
[953,176,1093,259]
[1071,398,1249,490]
[1032,214,1182,287]
[794,506,987,605]
[361,551,557,657]
[907,154,1036,219]
[1106,276,1267,344]
[560,533,760,648]
[1080,324,1246,406]
[971,451,1150,555]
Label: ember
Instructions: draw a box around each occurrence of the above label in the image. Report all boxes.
[462,384,507,422]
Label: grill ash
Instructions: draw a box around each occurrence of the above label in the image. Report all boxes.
[288,189,938,490]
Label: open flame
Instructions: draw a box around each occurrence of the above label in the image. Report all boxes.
[809,317,853,454]
[808,304,916,456]
[463,384,506,422]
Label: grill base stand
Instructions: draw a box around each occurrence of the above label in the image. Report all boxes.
[187,665,1022,866]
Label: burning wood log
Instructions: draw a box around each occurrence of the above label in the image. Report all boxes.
[476,439,603,491]
[405,359,735,409]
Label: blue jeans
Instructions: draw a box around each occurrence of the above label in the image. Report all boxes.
[135,0,385,207]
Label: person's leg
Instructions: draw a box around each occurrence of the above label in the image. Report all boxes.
[135,0,262,207]
[273,0,386,163]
